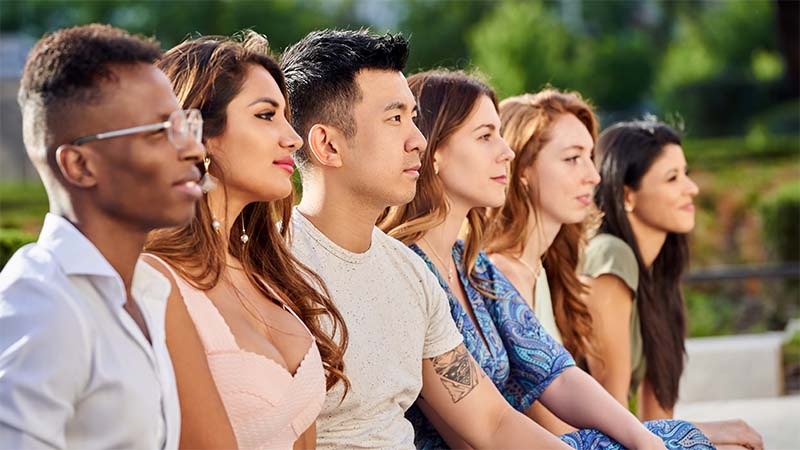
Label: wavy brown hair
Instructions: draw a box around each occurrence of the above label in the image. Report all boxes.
[378,69,497,292]
[145,32,348,393]
[484,88,598,361]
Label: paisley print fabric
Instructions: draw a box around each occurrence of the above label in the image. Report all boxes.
[405,241,714,450]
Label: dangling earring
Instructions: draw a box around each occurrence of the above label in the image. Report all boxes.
[200,156,218,193]
[240,215,249,244]
[202,156,222,232]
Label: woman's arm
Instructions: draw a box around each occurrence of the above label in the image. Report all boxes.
[583,274,635,405]
[144,256,238,450]
[524,401,577,435]
[293,423,316,450]
[638,379,672,420]
[539,367,666,450]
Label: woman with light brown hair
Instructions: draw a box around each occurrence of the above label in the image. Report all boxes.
[144,32,348,449]
[380,70,712,450]
[484,88,601,433]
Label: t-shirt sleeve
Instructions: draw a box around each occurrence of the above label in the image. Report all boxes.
[582,235,639,295]
[421,270,464,359]
[482,258,575,412]
[0,278,90,449]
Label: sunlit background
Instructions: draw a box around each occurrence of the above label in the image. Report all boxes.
[0,0,798,446]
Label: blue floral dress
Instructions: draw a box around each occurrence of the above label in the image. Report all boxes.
[406,241,714,450]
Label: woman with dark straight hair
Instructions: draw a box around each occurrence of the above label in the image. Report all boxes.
[381,70,714,450]
[584,119,762,450]
[144,32,348,449]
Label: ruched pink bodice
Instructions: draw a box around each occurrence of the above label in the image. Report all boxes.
[150,255,325,450]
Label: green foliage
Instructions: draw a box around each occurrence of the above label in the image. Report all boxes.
[759,181,800,262]
[0,228,36,268]
[653,1,783,137]
[685,289,737,337]
[469,1,572,99]
[0,181,48,233]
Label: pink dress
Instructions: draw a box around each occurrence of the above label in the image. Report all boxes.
[149,255,326,450]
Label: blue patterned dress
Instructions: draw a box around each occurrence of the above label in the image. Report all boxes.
[407,241,714,450]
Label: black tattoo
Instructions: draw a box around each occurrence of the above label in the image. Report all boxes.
[431,345,481,403]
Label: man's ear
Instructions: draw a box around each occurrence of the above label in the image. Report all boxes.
[55,144,98,188]
[307,124,344,168]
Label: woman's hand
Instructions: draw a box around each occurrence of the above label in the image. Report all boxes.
[632,430,667,450]
[696,419,763,450]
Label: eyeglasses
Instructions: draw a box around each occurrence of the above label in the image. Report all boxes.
[72,109,203,149]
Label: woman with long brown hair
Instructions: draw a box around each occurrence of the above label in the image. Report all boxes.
[380,69,712,450]
[144,32,348,449]
[483,89,601,432]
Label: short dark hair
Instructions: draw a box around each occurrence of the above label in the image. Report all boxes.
[18,23,162,157]
[280,29,409,167]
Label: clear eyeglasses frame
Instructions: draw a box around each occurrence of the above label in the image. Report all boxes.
[71,109,203,150]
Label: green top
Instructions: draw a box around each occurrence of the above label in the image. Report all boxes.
[582,233,645,402]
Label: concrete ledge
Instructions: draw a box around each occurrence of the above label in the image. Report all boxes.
[679,332,784,402]
[675,396,800,450]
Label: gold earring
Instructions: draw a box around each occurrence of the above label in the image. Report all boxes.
[201,156,218,193]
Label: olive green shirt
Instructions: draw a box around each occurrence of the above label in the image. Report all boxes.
[582,233,645,402]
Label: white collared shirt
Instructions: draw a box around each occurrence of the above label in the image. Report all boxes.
[0,214,181,449]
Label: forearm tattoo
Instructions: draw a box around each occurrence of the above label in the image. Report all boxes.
[431,345,481,403]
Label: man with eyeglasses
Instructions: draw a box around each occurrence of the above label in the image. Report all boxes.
[0,24,205,449]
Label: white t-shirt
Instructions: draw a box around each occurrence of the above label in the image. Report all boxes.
[290,211,463,450]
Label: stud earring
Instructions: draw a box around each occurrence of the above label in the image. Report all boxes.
[624,204,634,213]
[240,216,249,244]
[434,162,440,175]
[200,156,218,193]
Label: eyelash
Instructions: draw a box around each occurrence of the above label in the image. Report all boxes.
[565,155,580,164]
[256,111,275,121]
[480,134,491,141]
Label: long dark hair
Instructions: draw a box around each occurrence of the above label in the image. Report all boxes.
[594,119,688,410]
[378,69,497,293]
[146,32,348,393]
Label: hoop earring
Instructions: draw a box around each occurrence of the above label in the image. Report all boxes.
[240,215,249,244]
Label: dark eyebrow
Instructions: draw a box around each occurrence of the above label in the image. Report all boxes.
[472,123,496,133]
[247,97,280,108]
[384,101,412,112]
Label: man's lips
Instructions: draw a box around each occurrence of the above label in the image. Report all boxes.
[404,163,422,176]
[174,169,202,199]
[274,156,294,174]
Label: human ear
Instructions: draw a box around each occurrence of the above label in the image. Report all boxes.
[623,185,636,213]
[55,144,98,188]
[307,124,343,168]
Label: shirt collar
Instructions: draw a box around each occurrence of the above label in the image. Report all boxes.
[37,213,171,307]
[37,213,119,278]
